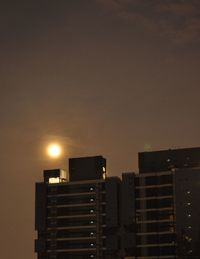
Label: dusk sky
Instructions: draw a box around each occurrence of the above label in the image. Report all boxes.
[1,1,200,258]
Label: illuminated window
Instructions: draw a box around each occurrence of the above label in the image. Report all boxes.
[49,177,60,184]
[185,235,192,241]
[102,167,106,179]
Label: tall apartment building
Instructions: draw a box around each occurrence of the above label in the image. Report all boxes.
[135,147,200,258]
[35,147,200,258]
[35,156,134,259]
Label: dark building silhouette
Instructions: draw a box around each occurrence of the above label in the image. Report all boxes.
[135,147,200,258]
[35,147,200,258]
[35,156,135,259]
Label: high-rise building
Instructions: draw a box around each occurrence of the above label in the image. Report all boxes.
[35,156,128,259]
[135,147,200,258]
[35,147,200,258]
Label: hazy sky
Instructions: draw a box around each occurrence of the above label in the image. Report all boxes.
[1,1,200,258]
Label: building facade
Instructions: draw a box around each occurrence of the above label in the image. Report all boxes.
[35,156,134,259]
[35,147,200,258]
[135,147,200,258]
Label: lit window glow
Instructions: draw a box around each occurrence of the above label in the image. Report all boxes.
[49,177,60,184]
[102,167,106,179]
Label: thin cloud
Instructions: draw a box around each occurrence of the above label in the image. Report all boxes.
[156,2,198,16]
[96,0,200,44]
[173,18,200,44]
[95,0,122,12]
